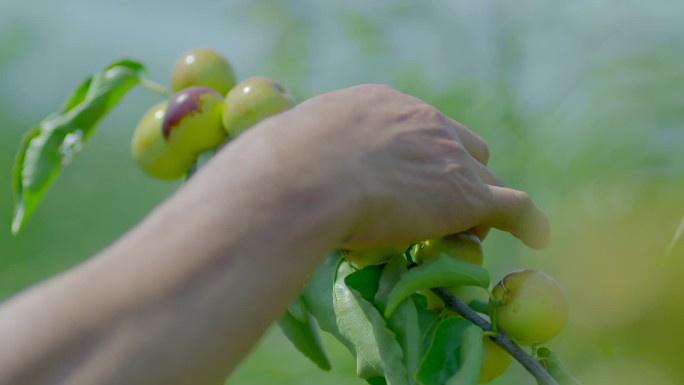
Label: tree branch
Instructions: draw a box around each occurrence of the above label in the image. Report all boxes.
[432,288,559,385]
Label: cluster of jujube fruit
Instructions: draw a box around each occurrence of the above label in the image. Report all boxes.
[131,48,296,179]
[343,234,569,384]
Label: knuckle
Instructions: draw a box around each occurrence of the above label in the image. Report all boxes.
[479,140,491,164]
[513,190,532,209]
[358,83,396,94]
[423,104,443,119]
[412,104,444,124]
[446,140,468,155]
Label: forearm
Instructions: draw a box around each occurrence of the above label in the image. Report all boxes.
[0,119,354,385]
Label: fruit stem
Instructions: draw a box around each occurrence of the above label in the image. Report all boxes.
[140,78,171,96]
[490,300,500,333]
[432,287,560,385]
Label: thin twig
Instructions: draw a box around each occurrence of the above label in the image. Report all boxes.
[140,78,170,96]
[432,287,559,385]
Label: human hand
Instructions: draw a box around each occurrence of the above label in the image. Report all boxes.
[245,84,550,250]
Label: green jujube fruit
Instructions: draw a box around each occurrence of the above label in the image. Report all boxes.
[131,102,195,180]
[162,86,227,154]
[490,270,569,345]
[171,48,237,96]
[222,76,296,137]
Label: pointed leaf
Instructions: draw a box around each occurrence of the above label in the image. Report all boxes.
[538,347,583,385]
[301,251,353,348]
[376,256,422,384]
[416,317,471,385]
[414,295,441,353]
[367,377,388,385]
[446,325,483,385]
[287,296,309,324]
[345,264,383,305]
[334,262,408,384]
[11,59,156,234]
[385,255,489,317]
[342,264,385,378]
[277,310,331,371]
[301,252,380,373]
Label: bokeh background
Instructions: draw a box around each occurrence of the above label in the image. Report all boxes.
[1,0,683,384]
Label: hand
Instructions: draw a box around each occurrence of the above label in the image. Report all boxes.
[251,84,550,249]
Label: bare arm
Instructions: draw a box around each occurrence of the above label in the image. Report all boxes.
[0,85,549,385]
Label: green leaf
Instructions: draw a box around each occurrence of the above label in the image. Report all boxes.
[414,295,441,353]
[287,296,309,324]
[345,264,383,305]
[301,252,382,374]
[367,377,388,385]
[375,256,422,384]
[277,308,331,371]
[468,299,490,315]
[416,317,471,385]
[334,262,409,384]
[11,59,157,234]
[301,251,352,347]
[385,255,489,317]
[537,347,583,385]
[341,264,384,377]
[445,325,483,385]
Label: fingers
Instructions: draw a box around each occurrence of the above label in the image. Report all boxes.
[480,185,551,250]
[466,160,499,241]
[467,225,491,241]
[442,110,548,249]
[470,159,504,187]
[447,119,490,166]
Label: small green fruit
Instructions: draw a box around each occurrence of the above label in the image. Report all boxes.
[415,233,485,311]
[413,233,483,265]
[171,48,237,95]
[341,246,407,269]
[479,336,512,384]
[491,270,568,345]
[131,102,195,180]
[420,289,446,311]
[222,76,296,137]
[162,86,226,154]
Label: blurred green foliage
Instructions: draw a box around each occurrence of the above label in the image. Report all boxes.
[1,0,683,384]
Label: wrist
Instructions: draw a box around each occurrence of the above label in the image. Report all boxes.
[222,112,362,246]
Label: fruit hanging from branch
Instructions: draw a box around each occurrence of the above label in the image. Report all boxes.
[490,270,569,345]
[131,102,196,180]
[171,47,237,95]
[222,76,296,137]
[162,86,227,154]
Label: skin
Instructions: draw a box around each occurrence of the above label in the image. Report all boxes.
[131,102,196,180]
[0,84,550,385]
[163,86,227,154]
[222,77,296,137]
[491,270,568,345]
[171,48,237,96]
